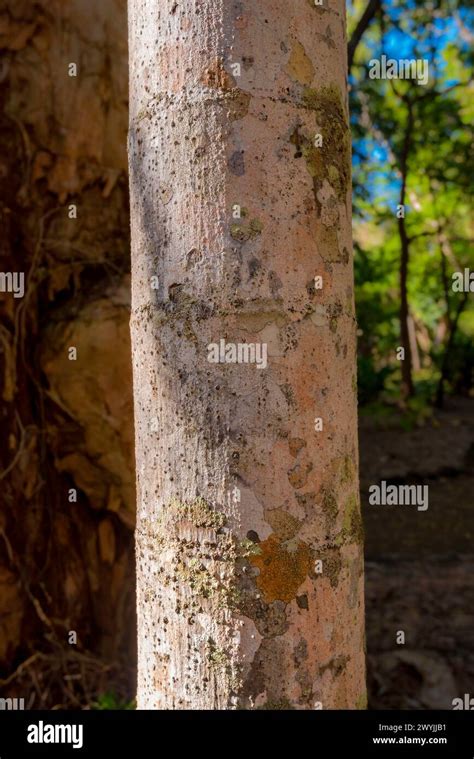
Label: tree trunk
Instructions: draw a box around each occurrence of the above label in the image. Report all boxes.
[398,105,415,399]
[347,0,381,73]
[408,314,420,372]
[435,291,469,408]
[129,0,365,710]
[398,216,415,398]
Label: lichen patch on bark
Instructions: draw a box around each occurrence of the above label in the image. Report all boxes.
[249,534,312,603]
[285,41,315,85]
[289,84,350,229]
[230,218,264,242]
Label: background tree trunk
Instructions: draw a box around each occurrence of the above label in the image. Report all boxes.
[397,104,415,399]
[129,0,365,709]
[0,0,135,707]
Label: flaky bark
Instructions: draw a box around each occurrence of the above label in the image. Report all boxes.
[129,0,365,709]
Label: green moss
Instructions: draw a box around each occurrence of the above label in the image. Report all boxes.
[238,538,262,557]
[258,698,295,710]
[356,691,368,710]
[340,455,356,485]
[176,558,219,599]
[250,218,263,234]
[207,639,240,691]
[321,488,338,526]
[328,164,340,185]
[295,85,350,206]
[164,497,226,529]
[339,493,364,545]
[207,639,230,668]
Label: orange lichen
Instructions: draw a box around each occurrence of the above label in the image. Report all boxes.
[249,534,311,603]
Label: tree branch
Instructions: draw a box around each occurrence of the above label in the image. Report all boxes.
[348,0,381,73]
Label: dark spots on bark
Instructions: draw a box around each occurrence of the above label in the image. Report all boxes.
[268,270,282,296]
[247,530,260,544]
[289,125,303,158]
[295,491,316,521]
[328,300,343,333]
[228,150,245,175]
[185,248,202,269]
[280,382,296,409]
[168,283,183,301]
[248,257,262,278]
[296,594,309,610]
[306,277,317,298]
[241,644,266,703]
[232,1,244,20]
[316,28,336,50]
[293,639,308,669]
[281,323,300,353]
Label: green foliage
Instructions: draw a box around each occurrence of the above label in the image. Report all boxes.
[349,0,474,407]
[92,692,136,710]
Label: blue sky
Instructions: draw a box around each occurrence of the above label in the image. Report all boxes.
[349,0,473,211]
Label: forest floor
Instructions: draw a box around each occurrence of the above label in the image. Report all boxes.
[360,396,474,709]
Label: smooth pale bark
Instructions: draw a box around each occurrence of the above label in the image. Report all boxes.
[129,0,365,709]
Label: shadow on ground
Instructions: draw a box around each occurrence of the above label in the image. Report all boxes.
[361,397,474,709]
